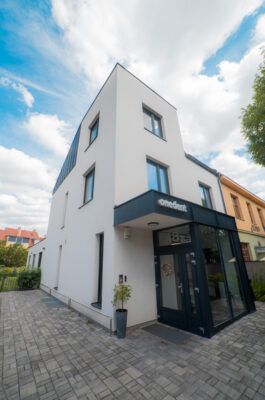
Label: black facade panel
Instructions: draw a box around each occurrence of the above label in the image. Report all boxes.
[53,125,81,194]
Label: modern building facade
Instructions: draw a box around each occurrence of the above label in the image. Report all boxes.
[29,64,255,338]
[221,175,265,261]
[0,226,43,249]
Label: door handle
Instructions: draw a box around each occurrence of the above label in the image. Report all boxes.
[178,283,183,294]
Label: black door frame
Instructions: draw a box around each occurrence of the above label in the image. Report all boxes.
[154,224,204,336]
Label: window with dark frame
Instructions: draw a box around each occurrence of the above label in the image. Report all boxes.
[143,107,163,138]
[231,195,242,219]
[246,202,256,224]
[199,184,213,209]
[89,119,99,145]
[91,233,104,309]
[241,243,251,261]
[257,208,265,229]
[83,169,95,204]
[146,159,169,194]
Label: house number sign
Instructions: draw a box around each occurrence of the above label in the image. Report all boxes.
[158,198,188,213]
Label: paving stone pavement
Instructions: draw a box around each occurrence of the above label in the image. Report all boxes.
[0,290,265,400]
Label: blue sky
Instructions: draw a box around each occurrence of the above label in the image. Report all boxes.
[0,0,265,234]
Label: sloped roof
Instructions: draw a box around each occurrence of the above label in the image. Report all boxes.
[0,227,43,240]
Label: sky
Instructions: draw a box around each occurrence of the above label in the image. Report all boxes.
[0,0,265,236]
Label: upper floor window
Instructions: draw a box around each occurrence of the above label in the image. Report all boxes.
[147,159,169,194]
[199,184,213,209]
[246,202,256,224]
[231,195,242,219]
[89,119,99,146]
[257,208,265,229]
[8,236,16,242]
[23,238,30,244]
[84,169,95,204]
[143,107,163,138]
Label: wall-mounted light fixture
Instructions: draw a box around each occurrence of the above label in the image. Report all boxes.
[123,227,131,239]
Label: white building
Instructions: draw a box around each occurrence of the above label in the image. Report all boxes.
[29,64,255,337]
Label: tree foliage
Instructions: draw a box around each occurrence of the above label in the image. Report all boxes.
[241,54,265,166]
[0,241,28,267]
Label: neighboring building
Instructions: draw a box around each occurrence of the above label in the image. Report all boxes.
[0,226,43,249]
[221,175,265,262]
[29,64,255,338]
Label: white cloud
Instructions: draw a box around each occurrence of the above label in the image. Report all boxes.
[49,0,265,199]
[23,112,73,158]
[0,146,57,235]
[0,77,34,107]
[12,82,34,107]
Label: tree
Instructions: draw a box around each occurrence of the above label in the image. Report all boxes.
[0,242,28,267]
[241,54,265,166]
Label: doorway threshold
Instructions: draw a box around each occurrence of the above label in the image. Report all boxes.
[142,323,190,345]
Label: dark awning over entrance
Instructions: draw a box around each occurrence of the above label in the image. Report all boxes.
[114,190,237,231]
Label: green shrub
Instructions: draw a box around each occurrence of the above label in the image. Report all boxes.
[17,268,41,290]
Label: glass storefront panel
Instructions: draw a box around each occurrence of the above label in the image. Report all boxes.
[218,229,246,317]
[158,225,191,247]
[160,254,182,310]
[200,225,231,326]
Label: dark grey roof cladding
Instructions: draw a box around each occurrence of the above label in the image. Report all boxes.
[185,153,219,177]
[53,125,81,194]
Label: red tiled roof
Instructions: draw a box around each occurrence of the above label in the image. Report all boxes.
[0,227,43,241]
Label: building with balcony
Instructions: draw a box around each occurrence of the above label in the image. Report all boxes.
[220,175,265,262]
[29,64,255,338]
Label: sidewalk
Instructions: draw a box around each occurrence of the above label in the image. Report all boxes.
[1,290,265,400]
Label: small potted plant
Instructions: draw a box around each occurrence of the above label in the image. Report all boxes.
[113,283,132,338]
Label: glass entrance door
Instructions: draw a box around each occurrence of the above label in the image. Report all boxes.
[157,245,202,335]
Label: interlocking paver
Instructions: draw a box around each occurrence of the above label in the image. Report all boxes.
[1,290,265,399]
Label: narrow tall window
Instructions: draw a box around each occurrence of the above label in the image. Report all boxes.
[32,254,36,266]
[246,202,256,224]
[257,208,265,229]
[147,159,169,194]
[231,195,242,219]
[89,119,99,145]
[28,255,31,266]
[38,252,43,268]
[91,233,104,309]
[61,192,69,228]
[55,245,62,289]
[83,169,95,204]
[199,184,213,209]
[143,107,163,138]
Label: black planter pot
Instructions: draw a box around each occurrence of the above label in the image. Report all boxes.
[116,309,128,338]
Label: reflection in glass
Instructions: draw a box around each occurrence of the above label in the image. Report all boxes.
[200,225,231,326]
[218,230,246,317]
[147,162,159,191]
[160,254,182,310]
[143,109,153,131]
[158,225,191,247]
[153,116,162,137]
[185,253,196,314]
[159,166,168,194]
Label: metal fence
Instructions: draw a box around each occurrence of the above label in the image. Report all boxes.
[245,261,265,282]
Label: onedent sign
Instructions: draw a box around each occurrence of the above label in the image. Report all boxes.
[158,198,188,212]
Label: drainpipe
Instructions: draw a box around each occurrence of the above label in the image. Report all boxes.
[218,173,227,214]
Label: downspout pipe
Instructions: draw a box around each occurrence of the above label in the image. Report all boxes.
[218,173,227,214]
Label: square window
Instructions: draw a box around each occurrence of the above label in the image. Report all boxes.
[143,107,163,138]
[199,184,213,209]
[147,159,169,194]
[84,169,95,204]
[89,119,99,145]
